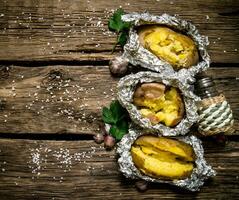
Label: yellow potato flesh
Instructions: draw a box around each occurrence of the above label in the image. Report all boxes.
[135,135,195,162]
[134,85,184,127]
[139,26,199,70]
[131,144,194,180]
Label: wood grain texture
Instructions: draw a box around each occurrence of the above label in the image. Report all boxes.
[0,138,238,200]
[0,65,116,135]
[0,0,238,63]
[0,65,238,135]
[0,0,238,199]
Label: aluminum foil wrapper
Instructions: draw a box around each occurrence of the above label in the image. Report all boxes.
[117,127,216,191]
[120,13,210,83]
[117,71,199,136]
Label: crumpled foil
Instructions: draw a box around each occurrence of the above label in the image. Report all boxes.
[120,13,210,83]
[117,127,216,191]
[117,71,199,136]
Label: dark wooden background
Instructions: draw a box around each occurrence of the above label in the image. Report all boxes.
[0,0,238,199]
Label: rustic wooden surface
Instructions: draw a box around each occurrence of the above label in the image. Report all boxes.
[0,0,238,199]
[0,0,238,63]
[0,66,238,135]
[0,139,238,200]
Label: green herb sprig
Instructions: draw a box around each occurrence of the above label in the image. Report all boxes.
[108,8,131,52]
[102,100,129,141]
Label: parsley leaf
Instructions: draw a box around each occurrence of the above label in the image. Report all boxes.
[118,31,128,47]
[117,120,128,134]
[102,107,115,124]
[108,8,131,52]
[108,8,124,32]
[109,120,128,141]
[110,100,124,119]
[102,100,129,141]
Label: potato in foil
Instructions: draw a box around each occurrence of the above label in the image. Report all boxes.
[138,25,199,70]
[133,82,185,127]
[131,135,196,180]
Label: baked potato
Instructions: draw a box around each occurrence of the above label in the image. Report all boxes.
[133,82,185,127]
[131,135,196,180]
[138,25,199,70]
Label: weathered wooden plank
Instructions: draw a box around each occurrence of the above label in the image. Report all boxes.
[0,139,238,200]
[0,65,116,135]
[0,65,238,135]
[0,0,238,63]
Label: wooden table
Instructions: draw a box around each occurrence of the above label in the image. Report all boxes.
[0,0,238,199]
